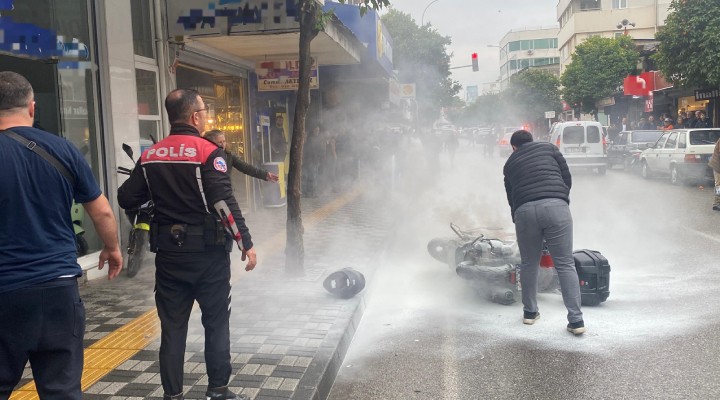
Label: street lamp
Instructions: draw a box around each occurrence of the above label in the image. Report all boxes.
[487,44,511,88]
[421,0,441,26]
[616,19,636,35]
[487,44,508,60]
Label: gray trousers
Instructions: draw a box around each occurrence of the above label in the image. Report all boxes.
[514,198,583,323]
[714,171,720,207]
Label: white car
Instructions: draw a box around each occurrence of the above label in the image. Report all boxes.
[640,128,720,184]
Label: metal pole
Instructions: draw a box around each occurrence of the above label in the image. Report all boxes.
[421,0,441,26]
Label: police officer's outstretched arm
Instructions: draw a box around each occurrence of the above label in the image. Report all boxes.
[117,159,151,209]
[203,149,257,271]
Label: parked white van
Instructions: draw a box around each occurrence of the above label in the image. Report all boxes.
[548,121,607,174]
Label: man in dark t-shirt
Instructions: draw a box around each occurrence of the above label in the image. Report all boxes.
[0,71,123,399]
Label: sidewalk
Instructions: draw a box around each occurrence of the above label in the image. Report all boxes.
[10,185,390,400]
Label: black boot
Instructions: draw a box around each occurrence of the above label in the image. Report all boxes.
[163,393,184,400]
[206,386,249,400]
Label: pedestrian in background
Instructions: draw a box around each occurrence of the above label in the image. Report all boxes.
[445,130,459,167]
[709,137,720,212]
[118,89,256,400]
[204,129,279,183]
[696,111,712,128]
[662,118,674,130]
[503,130,586,335]
[0,71,123,398]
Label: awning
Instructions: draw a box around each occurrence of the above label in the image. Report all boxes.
[166,0,363,67]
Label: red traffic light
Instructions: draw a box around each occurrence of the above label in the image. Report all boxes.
[471,53,478,72]
[472,53,478,60]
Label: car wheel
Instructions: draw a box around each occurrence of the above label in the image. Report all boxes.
[670,165,680,185]
[641,161,650,179]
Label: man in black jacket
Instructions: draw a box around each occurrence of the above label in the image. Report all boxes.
[204,129,279,182]
[118,89,255,400]
[503,130,586,335]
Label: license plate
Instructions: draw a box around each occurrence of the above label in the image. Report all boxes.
[565,147,585,153]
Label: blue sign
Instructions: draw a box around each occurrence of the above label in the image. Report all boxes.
[322,1,394,76]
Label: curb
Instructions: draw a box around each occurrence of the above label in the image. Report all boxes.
[292,295,366,400]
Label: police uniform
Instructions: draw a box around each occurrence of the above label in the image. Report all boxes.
[117,123,253,396]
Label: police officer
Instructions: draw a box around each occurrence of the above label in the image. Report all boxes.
[118,89,257,400]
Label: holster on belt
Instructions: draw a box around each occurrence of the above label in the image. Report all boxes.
[154,224,206,252]
[204,214,233,252]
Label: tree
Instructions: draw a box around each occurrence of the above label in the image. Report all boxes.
[560,35,638,113]
[286,0,389,274]
[381,9,461,125]
[654,0,720,88]
[505,69,561,128]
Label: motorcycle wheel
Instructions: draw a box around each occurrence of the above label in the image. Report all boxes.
[76,234,89,257]
[538,267,559,292]
[126,229,148,278]
[427,238,450,263]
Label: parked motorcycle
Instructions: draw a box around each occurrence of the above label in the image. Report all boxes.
[117,143,154,278]
[428,223,610,306]
[71,203,88,257]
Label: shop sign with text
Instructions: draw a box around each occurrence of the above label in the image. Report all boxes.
[256,59,319,91]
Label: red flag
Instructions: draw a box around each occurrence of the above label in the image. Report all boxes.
[624,73,655,97]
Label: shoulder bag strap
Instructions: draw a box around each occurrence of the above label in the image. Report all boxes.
[1,129,77,188]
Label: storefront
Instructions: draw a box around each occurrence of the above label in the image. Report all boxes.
[678,94,710,118]
[175,62,253,209]
[0,0,105,258]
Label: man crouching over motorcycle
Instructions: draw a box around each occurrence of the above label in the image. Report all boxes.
[503,130,586,335]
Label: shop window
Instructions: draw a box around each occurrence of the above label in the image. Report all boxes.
[176,66,251,207]
[0,0,104,257]
[613,0,628,9]
[135,67,160,147]
[135,68,159,116]
[131,0,155,59]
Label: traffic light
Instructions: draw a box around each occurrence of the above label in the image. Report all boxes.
[471,53,478,72]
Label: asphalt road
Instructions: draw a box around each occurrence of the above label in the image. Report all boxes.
[329,146,720,400]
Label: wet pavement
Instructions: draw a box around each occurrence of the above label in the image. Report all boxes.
[11,184,390,400]
[329,148,720,399]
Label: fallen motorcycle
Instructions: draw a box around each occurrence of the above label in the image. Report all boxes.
[427,223,610,306]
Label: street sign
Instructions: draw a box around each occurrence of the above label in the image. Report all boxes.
[399,83,416,99]
[545,111,556,119]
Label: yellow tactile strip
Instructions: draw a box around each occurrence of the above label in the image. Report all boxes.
[10,309,160,399]
[10,187,362,399]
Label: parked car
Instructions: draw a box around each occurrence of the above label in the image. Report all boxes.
[640,128,720,184]
[607,130,664,170]
[549,121,608,174]
[498,132,513,157]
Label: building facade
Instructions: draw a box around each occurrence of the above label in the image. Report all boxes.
[556,0,672,72]
[495,27,561,89]
[0,0,384,279]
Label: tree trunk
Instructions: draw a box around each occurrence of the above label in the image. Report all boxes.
[285,0,319,274]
